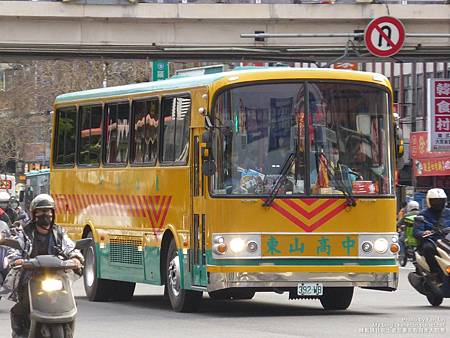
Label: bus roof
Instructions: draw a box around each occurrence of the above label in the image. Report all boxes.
[54,68,390,105]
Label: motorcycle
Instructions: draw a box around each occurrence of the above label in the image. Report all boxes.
[408,216,450,307]
[0,236,92,338]
[397,215,418,267]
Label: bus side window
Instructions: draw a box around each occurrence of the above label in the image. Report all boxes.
[78,105,102,166]
[53,107,77,166]
[131,99,159,165]
[105,101,130,165]
[161,96,191,164]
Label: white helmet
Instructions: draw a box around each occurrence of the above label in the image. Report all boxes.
[406,200,420,213]
[426,188,447,211]
[0,191,11,203]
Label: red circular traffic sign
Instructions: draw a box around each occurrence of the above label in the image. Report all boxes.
[364,16,405,58]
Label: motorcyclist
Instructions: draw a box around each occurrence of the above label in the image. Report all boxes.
[5,194,84,338]
[0,191,12,225]
[0,220,11,297]
[7,196,21,224]
[412,188,450,281]
[397,200,420,259]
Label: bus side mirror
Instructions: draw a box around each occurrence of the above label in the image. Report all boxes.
[201,130,216,176]
[394,124,404,158]
[396,137,404,158]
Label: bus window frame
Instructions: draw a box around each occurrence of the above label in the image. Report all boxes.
[77,103,104,168]
[102,99,131,168]
[129,96,160,168]
[208,79,395,199]
[159,92,192,167]
[52,105,78,169]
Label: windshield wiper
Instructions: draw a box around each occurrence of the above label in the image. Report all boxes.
[262,153,296,207]
[318,153,356,207]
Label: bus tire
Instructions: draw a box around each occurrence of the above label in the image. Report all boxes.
[319,287,354,310]
[83,231,114,301]
[166,239,202,312]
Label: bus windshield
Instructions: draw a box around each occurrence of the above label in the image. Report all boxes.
[211,81,393,197]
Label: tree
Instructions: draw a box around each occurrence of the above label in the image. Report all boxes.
[0,59,150,173]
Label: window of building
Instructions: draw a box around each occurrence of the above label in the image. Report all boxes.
[105,101,130,165]
[78,105,102,166]
[53,107,77,166]
[161,96,191,164]
[131,99,159,165]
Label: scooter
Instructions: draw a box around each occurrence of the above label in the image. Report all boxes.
[0,236,91,338]
[408,216,450,307]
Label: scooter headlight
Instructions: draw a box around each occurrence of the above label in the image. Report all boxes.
[41,278,63,292]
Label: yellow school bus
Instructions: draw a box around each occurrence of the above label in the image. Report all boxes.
[51,68,399,312]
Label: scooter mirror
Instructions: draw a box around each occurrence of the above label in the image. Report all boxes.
[75,238,93,250]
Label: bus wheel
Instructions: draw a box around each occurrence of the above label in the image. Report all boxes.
[319,287,354,310]
[166,239,202,312]
[83,232,113,301]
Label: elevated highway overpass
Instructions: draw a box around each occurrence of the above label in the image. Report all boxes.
[0,1,449,62]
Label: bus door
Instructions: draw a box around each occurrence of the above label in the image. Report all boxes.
[190,131,208,287]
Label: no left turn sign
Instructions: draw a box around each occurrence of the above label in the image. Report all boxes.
[364,16,406,58]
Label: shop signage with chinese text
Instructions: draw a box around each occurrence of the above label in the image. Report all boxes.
[410,131,450,177]
[427,79,450,152]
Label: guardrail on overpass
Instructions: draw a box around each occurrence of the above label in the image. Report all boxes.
[0,1,449,62]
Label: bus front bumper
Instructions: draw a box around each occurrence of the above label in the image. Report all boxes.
[207,266,398,292]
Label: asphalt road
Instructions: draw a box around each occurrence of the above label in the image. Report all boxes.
[0,265,448,338]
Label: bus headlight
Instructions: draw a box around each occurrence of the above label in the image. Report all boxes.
[229,238,245,253]
[374,238,389,254]
[41,278,63,293]
[212,234,261,259]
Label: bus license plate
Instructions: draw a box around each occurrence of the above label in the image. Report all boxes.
[297,283,323,296]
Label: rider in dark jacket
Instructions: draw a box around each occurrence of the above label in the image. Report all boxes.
[413,188,450,277]
[5,194,83,338]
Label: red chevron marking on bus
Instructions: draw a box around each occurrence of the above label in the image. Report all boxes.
[269,199,347,232]
[281,198,336,219]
